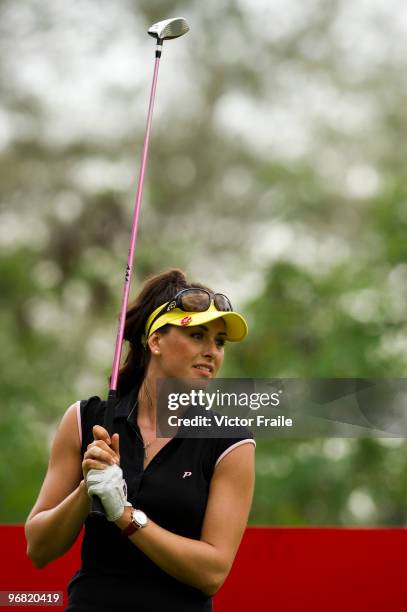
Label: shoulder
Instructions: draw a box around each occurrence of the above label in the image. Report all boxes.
[210,430,256,469]
[205,410,255,467]
[199,422,255,481]
[52,401,82,454]
[213,436,256,468]
[79,395,106,422]
[45,401,83,474]
[78,395,106,454]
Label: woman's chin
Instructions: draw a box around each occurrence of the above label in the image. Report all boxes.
[184,373,212,391]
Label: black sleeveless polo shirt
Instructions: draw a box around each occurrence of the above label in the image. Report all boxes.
[66,386,255,612]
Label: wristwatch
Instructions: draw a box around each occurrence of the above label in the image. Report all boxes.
[121,508,148,537]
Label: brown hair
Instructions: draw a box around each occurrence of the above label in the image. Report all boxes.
[117,268,213,398]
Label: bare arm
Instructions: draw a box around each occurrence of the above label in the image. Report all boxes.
[115,442,255,596]
[24,402,89,568]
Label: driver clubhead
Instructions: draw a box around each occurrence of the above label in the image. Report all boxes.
[148,17,189,41]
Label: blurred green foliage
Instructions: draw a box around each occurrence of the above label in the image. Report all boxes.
[1,0,406,526]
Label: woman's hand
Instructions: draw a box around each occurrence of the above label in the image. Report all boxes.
[84,426,129,521]
[86,464,131,521]
[82,425,120,481]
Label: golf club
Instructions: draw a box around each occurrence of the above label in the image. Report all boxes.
[90,17,189,518]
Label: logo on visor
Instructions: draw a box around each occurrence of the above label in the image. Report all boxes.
[180,316,193,326]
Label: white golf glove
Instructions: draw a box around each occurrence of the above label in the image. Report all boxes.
[86,464,132,522]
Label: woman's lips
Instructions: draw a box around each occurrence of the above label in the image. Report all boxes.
[192,364,212,377]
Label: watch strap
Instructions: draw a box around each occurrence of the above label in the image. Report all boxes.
[121,520,140,537]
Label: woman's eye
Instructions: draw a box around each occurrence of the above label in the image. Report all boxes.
[191,332,203,339]
[190,332,225,347]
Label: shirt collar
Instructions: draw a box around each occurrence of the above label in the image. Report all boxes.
[112,384,200,438]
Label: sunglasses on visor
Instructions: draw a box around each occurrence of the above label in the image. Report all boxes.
[145,288,233,339]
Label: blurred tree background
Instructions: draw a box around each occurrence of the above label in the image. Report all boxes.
[1,0,406,525]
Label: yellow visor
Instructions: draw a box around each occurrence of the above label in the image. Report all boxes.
[144,301,248,343]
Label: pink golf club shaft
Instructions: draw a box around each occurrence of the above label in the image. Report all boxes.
[91,18,189,517]
[110,56,161,393]
[90,54,161,518]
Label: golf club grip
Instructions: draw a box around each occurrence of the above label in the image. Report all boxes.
[88,391,118,518]
[90,495,106,518]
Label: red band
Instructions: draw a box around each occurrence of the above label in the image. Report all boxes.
[121,521,140,537]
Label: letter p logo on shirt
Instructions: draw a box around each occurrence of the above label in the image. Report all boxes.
[183,471,192,479]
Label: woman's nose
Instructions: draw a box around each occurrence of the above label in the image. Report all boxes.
[203,338,220,357]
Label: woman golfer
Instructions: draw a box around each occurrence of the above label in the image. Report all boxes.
[25,269,255,611]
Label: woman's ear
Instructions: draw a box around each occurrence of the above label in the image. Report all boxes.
[148,332,161,355]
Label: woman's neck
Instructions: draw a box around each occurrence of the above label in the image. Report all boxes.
[137,376,157,430]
